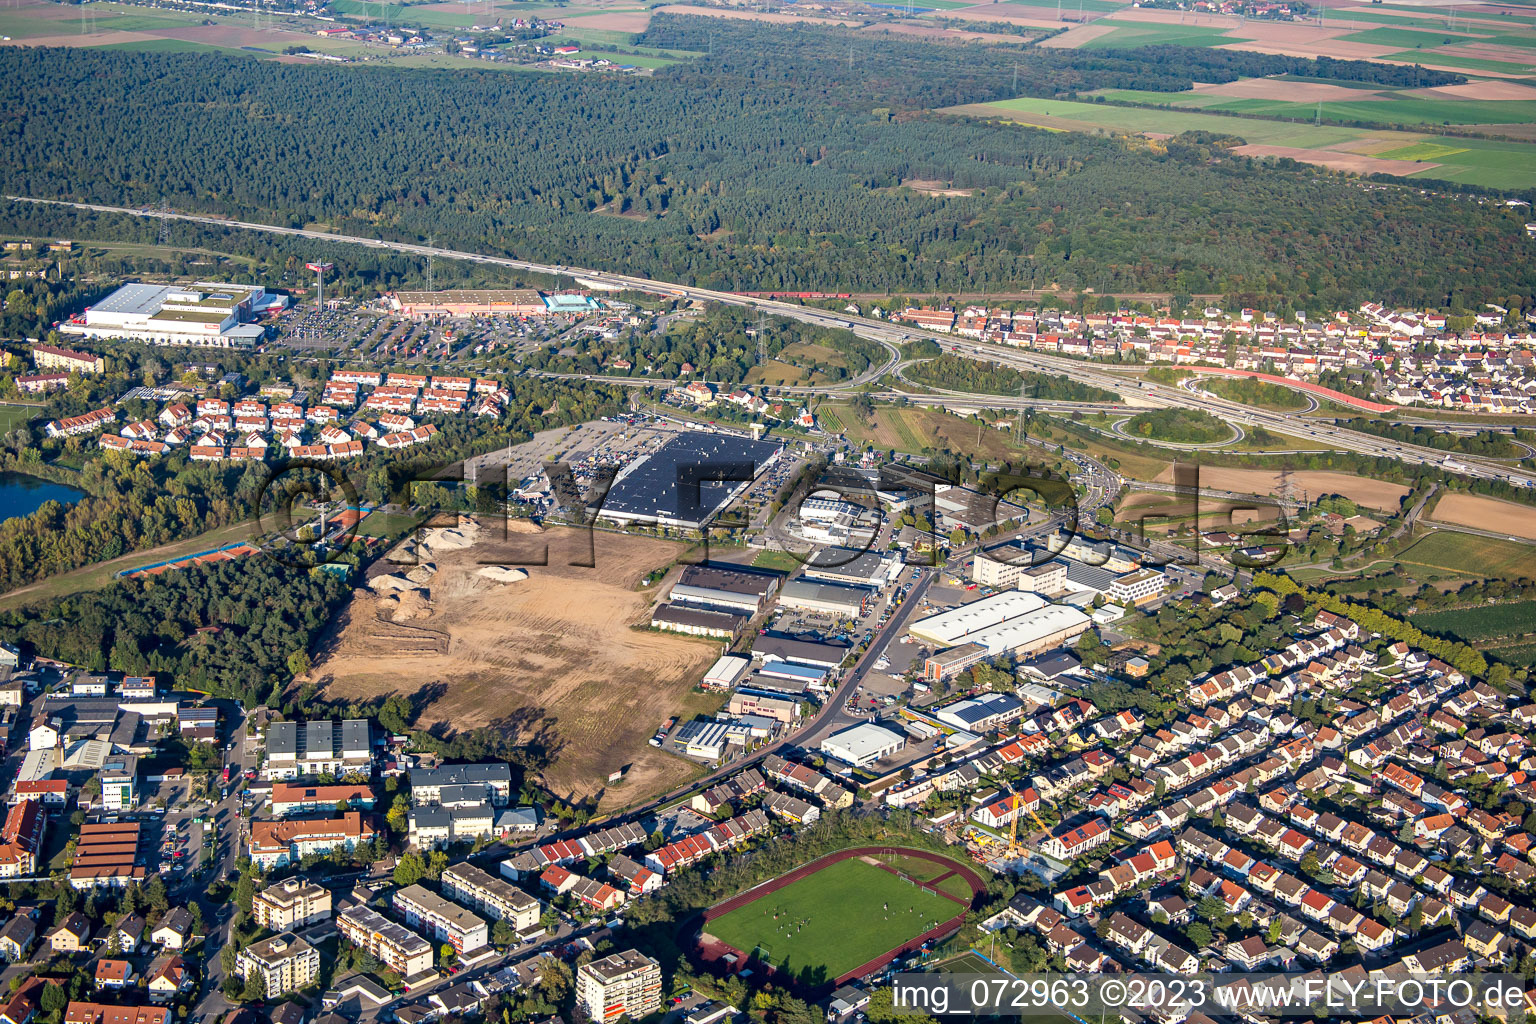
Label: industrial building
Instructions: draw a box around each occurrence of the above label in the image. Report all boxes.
[972,543,1050,589]
[923,642,989,683]
[776,579,872,617]
[700,653,751,692]
[908,591,1048,646]
[263,719,372,780]
[441,863,541,931]
[597,431,782,529]
[820,722,906,768]
[751,633,849,670]
[392,883,489,953]
[677,720,732,760]
[668,564,780,614]
[61,283,285,348]
[801,548,901,588]
[933,692,1025,733]
[337,905,434,978]
[576,950,662,1023]
[69,822,145,890]
[650,603,745,639]
[726,691,801,725]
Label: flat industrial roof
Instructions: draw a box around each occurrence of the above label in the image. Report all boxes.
[92,284,174,317]
[600,431,782,528]
[908,590,1046,645]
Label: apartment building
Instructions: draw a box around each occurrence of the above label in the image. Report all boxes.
[252,877,332,932]
[262,719,371,780]
[336,905,433,978]
[392,884,488,953]
[409,763,512,806]
[441,863,541,930]
[234,933,321,996]
[63,1004,169,1024]
[248,813,376,870]
[576,949,663,1023]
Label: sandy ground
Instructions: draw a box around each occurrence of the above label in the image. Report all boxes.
[312,525,719,809]
[654,5,862,25]
[1428,493,1536,540]
[1411,80,1536,101]
[1217,38,1400,57]
[1039,23,1116,45]
[1232,144,1437,176]
[900,178,978,195]
[1117,491,1281,532]
[1153,466,1411,510]
[1191,78,1386,102]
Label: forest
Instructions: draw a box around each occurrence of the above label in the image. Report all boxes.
[1336,417,1532,458]
[904,353,1115,402]
[0,22,1526,315]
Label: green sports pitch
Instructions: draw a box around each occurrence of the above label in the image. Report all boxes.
[704,858,965,982]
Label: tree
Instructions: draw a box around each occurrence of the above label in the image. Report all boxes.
[1185,921,1212,949]
[287,649,311,677]
[427,850,449,881]
[393,852,426,887]
[39,982,65,1018]
[492,919,516,947]
[240,971,267,1004]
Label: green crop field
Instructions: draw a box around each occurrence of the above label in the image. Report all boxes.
[1080,20,1251,47]
[1412,600,1536,642]
[706,857,963,982]
[1339,25,1483,48]
[1398,531,1536,580]
[1386,49,1535,73]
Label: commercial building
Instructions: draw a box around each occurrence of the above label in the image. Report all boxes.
[576,950,663,1023]
[392,884,488,953]
[801,548,900,588]
[776,580,872,617]
[677,720,731,761]
[971,544,1040,589]
[923,642,988,684]
[409,763,512,806]
[61,283,283,348]
[69,822,145,889]
[597,432,782,530]
[933,693,1026,733]
[726,692,801,725]
[700,654,751,692]
[441,863,541,930]
[252,877,332,932]
[263,719,371,780]
[100,756,137,813]
[669,565,779,615]
[248,813,376,870]
[751,634,849,670]
[820,722,905,768]
[1107,569,1168,607]
[650,603,745,639]
[337,905,433,978]
[235,934,321,996]
[390,289,549,318]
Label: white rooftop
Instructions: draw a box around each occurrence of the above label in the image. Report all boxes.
[908,590,1046,645]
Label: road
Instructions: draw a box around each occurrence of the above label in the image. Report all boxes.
[192,703,255,1018]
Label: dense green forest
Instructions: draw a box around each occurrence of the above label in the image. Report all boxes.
[904,353,1115,401]
[1124,407,1230,443]
[1337,417,1533,458]
[0,23,1526,314]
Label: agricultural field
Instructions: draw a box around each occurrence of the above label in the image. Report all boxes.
[311,523,720,811]
[1397,530,1536,580]
[819,401,1032,461]
[949,90,1536,188]
[1410,600,1536,643]
[703,856,966,981]
[1427,493,1536,540]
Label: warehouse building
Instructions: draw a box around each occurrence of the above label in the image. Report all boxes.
[62,283,284,348]
[677,720,731,760]
[777,579,873,617]
[392,883,488,953]
[597,432,783,529]
[934,692,1025,733]
[820,722,906,768]
[752,633,849,670]
[650,603,745,639]
[908,591,1047,646]
[668,565,779,614]
[700,653,751,692]
[800,547,901,588]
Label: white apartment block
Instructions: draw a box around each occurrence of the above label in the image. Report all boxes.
[252,877,333,932]
[262,719,372,780]
[577,949,663,1023]
[392,883,489,953]
[441,863,541,931]
[235,933,321,996]
[337,905,433,978]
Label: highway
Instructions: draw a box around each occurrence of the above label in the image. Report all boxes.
[21,195,1534,488]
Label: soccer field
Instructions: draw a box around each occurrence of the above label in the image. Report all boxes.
[705,858,964,982]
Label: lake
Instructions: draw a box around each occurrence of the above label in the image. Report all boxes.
[0,471,84,523]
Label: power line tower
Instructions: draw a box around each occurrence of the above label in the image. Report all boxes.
[157,200,172,248]
[426,236,436,294]
[1014,380,1033,444]
[754,312,768,367]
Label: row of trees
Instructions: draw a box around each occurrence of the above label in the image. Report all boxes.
[904,354,1115,402]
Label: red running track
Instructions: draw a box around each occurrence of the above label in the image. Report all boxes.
[696,846,984,990]
[1184,366,1397,414]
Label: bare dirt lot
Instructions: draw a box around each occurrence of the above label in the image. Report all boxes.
[311,524,721,810]
[1191,78,1385,102]
[1232,144,1436,176]
[1039,23,1116,46]
[1428,493,1536,540]
[1411,80,1536,101]
[564,10,654,30]
[1153,466,1411,510]
[1116,491,1282,533]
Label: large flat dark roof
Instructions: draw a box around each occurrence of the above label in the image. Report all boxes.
[600,431,782,528]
